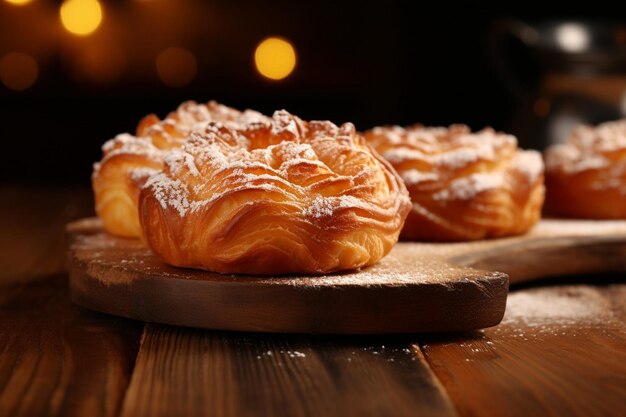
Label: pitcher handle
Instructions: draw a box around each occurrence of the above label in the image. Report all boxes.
[487,19,539,100]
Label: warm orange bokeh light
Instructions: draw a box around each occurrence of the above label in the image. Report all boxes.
[156,47,197,87]
[254,37,296,81]
[0,53,38,91]
[60,0,103,37]
[4,0,33,6]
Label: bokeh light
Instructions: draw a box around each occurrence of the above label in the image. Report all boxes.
[60,0,103,37]
[0,52,38,91]
[156,47,197,87]
[556,23,589,53]
[254,37,296,81]
[4,0,33,6]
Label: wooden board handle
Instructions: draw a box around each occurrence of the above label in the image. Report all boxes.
[451,235,626,284]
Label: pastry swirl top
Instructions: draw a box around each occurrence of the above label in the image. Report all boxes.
[366,124,544,241]
[92,101,268,237]
[545,119,626,175]
[544,119,626,218]
[139,110,411,274]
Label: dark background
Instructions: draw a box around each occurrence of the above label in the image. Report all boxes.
[1,1,625,185]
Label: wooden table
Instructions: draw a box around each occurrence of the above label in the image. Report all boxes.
[1,186,625,417]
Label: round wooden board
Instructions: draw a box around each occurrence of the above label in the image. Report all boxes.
[67,218,626,334]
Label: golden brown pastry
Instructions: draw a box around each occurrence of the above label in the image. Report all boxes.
[544,119,626,219]
[92,101,268,237]
[139,110,411,274]
[365,124,545,241]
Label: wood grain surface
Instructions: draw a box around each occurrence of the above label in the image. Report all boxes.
[2,186,626,417]
[67,217,626,334]
[120,325,458,417]
[0,186,92,285]
[0,276,142,417]
[420,283,626,417]
[0,186,143,417]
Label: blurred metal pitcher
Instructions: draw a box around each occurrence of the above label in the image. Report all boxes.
[489,19,626,149]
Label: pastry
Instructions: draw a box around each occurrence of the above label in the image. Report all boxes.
[544,119,626,219]
[92,101,268,237]
[365,124,544,241]
[139,110,411,274]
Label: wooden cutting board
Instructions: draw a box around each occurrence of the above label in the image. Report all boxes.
[67,218,626,334]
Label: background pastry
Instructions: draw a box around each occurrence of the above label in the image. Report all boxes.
[365,124,544,241]
[92,101,268,237]
[139,110,411,274]
[544,119,626,219]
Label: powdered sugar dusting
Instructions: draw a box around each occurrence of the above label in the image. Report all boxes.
[271,109,303,138]
[381,148,425,164]
[366,124,544,212]
[437,148,483,169]
[305,196,334,218]
[367,124,516,170]
[545,118,626,174]
[545,144,609,173]
[96,100,273,183]
[590,163,626,193]
[434,173,504,201]
[102,134,163,162]
[512,150,544,184]
[571,119,626,152]
[165,100,271,136]
[501,287,609,326]
[130,167,160,184]
[401,169,437,185]
[277,142,317,160]
[144,174,191,216]
[164,150,201,177]
[142,109,402,226]
[304,195,366,219]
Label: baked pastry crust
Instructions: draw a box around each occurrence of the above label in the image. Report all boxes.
[544,119,626,219]
[365,124,544,241]
[139,110,411,274]
[92,101,268,237]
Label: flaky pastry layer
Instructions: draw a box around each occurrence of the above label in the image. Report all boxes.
[365,124,545,241]
[92,101,268,237]
[545,119,626,219]
[139,111,411,274]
